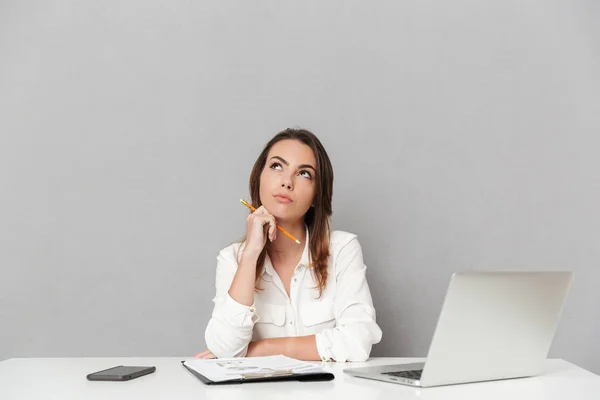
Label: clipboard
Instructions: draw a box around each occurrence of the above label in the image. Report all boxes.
[181,360,335,385]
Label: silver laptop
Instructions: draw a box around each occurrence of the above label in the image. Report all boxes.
[344,271,573,387]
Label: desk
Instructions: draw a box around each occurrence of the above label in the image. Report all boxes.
[0,357,598,400]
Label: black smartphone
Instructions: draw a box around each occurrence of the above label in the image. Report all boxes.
[86,365,156,381]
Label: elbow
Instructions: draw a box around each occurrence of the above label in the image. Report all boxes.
[344,343,372,362]
[331,323,382,363]
[204,318,250,358]
[326,343,371,363]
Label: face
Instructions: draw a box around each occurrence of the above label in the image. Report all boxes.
[259,139,317,223]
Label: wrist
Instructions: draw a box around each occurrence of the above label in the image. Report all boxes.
[241,248,262,264]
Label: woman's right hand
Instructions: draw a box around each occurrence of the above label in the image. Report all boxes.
[244,205,277,256]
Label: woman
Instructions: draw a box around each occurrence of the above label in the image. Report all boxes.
[198,128,382,362]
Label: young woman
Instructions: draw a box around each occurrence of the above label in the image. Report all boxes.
[198,128,382,362]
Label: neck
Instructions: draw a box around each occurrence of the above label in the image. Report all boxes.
[267,219,306,263]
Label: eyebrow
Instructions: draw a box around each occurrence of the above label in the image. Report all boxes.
[269,156,316,171]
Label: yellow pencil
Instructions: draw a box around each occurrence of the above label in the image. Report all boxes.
[240,199,301,245]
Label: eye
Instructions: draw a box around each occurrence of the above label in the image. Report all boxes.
[270,162,282,170]
[299,170,312,179]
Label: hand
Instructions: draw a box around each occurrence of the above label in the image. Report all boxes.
[195,349,216,359]
[244,205,277,255]
[195,343,264,359]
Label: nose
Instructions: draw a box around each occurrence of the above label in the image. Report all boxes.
[280,174,293,191]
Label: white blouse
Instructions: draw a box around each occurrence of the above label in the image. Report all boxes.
[204,228,382,362]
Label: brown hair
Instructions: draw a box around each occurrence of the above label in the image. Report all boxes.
[242,128,334,297]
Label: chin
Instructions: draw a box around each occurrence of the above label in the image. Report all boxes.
[265,202,300,221]
[268,204,294,218]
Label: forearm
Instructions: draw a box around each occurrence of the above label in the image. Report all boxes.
[228,251,259,306]
[248,335,321,361]
[206,249,261,358]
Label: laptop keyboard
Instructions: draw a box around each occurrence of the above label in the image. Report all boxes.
[382,369,423,380]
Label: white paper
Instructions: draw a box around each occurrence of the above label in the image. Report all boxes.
[183,355,326,382]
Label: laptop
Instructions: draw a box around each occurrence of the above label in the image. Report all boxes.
[344,271,573,387]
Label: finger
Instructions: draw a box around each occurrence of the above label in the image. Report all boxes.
[253,205,267,215]
[269,216,276,241]
[194,350,209,358]
[256,215,276,241]
[248,214,267,231]
[255,214,273,227]
[253,205,271,215]
[194,350,215,359]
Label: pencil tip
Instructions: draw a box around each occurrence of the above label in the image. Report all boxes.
[296,240,301,244]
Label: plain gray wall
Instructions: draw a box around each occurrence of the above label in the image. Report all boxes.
[1,0,599,373]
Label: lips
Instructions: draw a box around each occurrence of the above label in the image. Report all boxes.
[274,194,293,203]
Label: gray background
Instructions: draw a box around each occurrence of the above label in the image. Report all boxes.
[1,0,599,373]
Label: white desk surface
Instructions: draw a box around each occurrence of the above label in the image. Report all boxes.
[0,357,598,400]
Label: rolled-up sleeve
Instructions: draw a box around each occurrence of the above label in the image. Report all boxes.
[204,247,259,358]
[315,236,382,362]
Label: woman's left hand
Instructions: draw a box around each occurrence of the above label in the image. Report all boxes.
[195,341,266,359]
[194,349,216,359]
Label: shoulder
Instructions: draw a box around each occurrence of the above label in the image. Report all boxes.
[329,230,361,257]
[328,230,366,279]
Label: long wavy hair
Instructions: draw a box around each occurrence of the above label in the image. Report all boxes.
[240,128,334,297]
